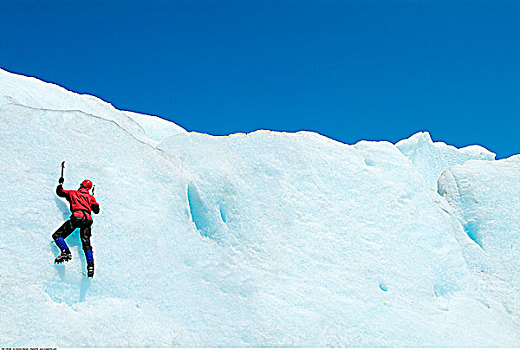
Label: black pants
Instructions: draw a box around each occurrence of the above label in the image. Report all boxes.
[52,216,93,252]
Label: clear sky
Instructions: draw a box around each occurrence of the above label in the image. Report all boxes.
[1,0,518,158]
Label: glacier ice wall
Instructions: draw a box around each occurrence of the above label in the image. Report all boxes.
[0,68,518,347]
[438,156,520,325]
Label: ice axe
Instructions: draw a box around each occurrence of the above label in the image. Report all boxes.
[92,185,95,196]
[59,161,65,184]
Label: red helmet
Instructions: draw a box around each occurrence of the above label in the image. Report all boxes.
[81,179,93,190]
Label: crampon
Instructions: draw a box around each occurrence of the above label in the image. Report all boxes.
[54,252,72,264]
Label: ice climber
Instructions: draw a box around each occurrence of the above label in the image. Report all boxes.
[53,177,100,278]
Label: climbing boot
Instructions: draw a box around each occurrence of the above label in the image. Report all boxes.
[87,262,94,278]
[54,250,72,264]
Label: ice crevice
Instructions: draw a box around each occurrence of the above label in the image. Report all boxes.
[187,183,221,241]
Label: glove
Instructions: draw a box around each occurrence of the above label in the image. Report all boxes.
[59,177,64,184]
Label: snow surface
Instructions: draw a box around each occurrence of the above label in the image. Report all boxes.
[0,68,519,347]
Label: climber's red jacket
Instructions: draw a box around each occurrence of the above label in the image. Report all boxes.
[56,185,100,221]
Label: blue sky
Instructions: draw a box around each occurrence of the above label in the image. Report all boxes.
[1,0,518,158]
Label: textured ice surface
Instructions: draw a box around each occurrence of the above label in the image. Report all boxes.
[397,131,495,190]
[122,110,186,146]
[0,68,518,347]
[438,156,520,325]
